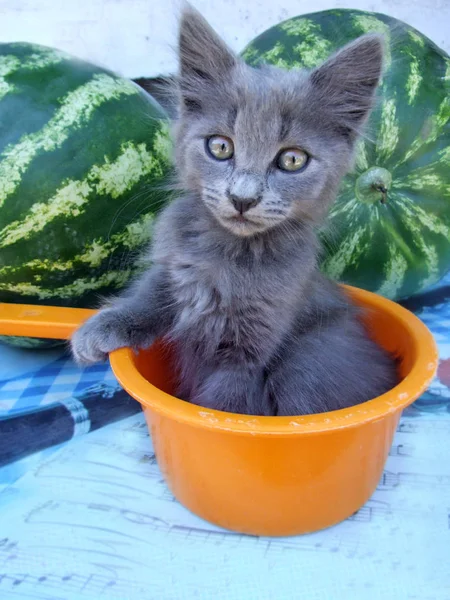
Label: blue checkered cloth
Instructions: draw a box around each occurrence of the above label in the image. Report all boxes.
[0,356,117,415]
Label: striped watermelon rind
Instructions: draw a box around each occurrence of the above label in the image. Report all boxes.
[0,335,62,349]
[0,43,173,347]
[242,10,450,300]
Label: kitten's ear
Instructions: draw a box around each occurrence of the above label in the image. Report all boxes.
[178,4,236,112]
[309,34,384,138]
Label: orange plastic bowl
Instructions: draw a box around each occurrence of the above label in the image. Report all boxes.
[108,285,438,537]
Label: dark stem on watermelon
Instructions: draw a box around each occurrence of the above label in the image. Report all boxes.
[375,185,388,204]
[355,167,392,205]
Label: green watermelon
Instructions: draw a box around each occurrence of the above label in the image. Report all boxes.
[242,10,450,300]
[0,43,172,347]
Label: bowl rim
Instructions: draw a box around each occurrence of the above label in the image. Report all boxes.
[109,285,438,437]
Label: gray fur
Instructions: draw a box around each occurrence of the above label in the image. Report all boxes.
[71,5,397,415]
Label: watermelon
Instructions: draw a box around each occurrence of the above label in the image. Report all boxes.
[0,43,172,347]
[242,10,450,300]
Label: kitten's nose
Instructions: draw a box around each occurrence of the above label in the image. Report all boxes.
[230,195,261,215]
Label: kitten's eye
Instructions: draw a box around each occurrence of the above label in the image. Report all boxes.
[277,148,309,172]
[207,135,234,161]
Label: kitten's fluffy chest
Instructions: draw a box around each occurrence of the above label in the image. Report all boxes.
[170,257,259,330]
[166,250,304,358]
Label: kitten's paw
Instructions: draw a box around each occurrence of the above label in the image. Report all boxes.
[71,309,134,365]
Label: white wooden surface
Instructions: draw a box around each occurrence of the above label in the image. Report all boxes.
[0,0,448,78]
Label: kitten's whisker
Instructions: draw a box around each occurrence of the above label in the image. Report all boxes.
[107,190,148,240]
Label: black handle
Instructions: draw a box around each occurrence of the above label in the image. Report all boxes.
[0,383,142,467]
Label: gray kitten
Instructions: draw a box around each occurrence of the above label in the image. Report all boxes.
[71,6,398,416]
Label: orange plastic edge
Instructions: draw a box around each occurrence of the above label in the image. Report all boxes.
[0,303,96,340]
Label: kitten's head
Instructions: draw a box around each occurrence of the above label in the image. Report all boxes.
[174,6,383,237]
